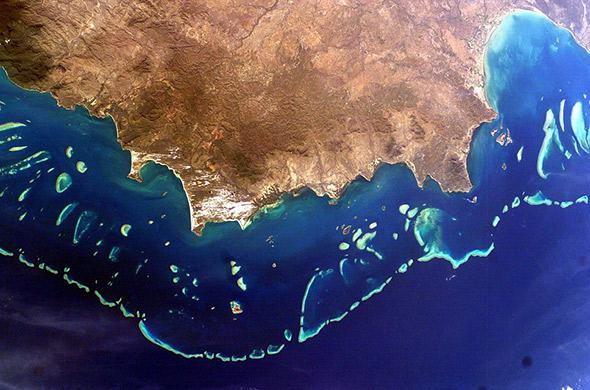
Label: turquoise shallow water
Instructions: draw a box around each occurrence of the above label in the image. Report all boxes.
[0,10,590,364]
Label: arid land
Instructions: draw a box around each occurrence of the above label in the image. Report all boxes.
[1,0,589,231]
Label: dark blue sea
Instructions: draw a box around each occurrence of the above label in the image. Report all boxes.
[1,10,590,389]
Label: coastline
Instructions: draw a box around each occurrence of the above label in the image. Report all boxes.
[0,45,497,235]
[186,6,590,233]
[2,6,587,235]
[3,8,590,365]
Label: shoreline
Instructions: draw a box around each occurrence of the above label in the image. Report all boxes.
[2,7,586,235]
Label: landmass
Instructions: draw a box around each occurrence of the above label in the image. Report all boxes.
[1,0,589,231]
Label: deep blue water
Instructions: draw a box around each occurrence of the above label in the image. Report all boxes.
[1,10,590,389]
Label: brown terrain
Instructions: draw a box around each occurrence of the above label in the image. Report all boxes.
[1,0,589,231]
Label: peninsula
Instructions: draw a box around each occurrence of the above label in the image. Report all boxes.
[1,0,589,230]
